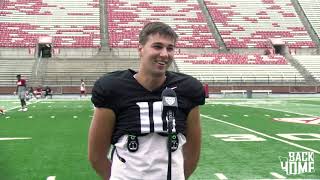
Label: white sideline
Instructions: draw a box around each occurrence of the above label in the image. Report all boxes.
[201,114,320,154]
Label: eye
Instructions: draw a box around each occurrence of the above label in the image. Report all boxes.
[167,47,174,52]
[153,45,162,49]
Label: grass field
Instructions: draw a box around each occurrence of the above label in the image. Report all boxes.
[0,97,319,180]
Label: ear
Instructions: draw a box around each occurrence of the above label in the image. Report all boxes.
[138,44,143,57]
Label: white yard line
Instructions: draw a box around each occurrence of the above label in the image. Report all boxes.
[214,173,228,180]
[3,99,41,112]
[270,172,286,179]
[208,102,318,117]
[201,114,320,154]
[0,137,31,141]
[235,104,318,117]
[46,176,56,180]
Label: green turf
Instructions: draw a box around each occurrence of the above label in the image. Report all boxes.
[0,98,319,179]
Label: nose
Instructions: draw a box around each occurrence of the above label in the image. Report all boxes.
[160,48,169,58]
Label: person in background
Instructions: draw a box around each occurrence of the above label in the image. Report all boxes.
[88,22,205,180]
[34,85,43,99]
[15,74,28,111]
[80,79,86,97]
[44,86,53,99]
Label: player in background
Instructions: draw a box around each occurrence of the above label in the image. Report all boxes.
[80,79,86,97]
[15,74,28,111]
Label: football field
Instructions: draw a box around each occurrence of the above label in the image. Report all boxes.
[0,97,319,180]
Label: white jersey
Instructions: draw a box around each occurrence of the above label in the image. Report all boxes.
[110,133,186,180]
[80,82,85,91]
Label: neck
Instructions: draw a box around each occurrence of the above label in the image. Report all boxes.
[134,72,166,91]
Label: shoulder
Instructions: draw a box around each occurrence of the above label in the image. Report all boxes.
[95,69,133,86]
[167,71,202,89]
[91,69,136,109]
[93,69,135,94]
[167,71,205,106]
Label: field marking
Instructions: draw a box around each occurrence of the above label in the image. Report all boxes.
[270,172,286,179]
[249,179,318,180]
[0,100,41,113]
[214,173,228,180]
[224,103,318,117]
[0,137,31,141]
[201,114,320,154]
[46,176,56,180]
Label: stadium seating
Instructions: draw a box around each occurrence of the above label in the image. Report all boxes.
[107,0,218,48]
[175,53,305,83]
[0,0,100,48]
[297,0,320,39]
[204,0,315,48]
[0,59,34,86]
[42,58,139,86]
[293,55,320,82]
[0,0,319,91]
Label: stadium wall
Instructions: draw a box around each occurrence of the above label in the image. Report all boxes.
[209,85,320,94]
[0,86,319,95]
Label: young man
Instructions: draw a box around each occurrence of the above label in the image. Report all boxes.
[88,22,205,180]
[80,79,86,97]
[15,74,28,111]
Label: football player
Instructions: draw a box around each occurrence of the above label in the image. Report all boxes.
[88,22,205,180]
[80,79,86,97]
[15,74,28,111]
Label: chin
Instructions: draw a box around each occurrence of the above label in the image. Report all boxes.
[152,70,166,77]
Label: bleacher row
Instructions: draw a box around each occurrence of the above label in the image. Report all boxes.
[204,0,315,48]
[0,0,319,48]
[175,53,305,83]
[178,53,287,65]
[0,0,100,48]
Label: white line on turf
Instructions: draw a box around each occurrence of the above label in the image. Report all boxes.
[2,99,40,112]
[222,103,317,117]
[46,176,56,180]
[270,172,286,179]
[201,114,320,154]
[214,173,228,180]
[247,178,319,180]
[0,137,31,141]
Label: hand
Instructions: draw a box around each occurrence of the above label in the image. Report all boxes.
[13,91,17,95]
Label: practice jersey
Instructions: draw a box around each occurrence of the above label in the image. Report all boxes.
[80,82,86,91]
[16,79,27,92]
[91,69,205,144]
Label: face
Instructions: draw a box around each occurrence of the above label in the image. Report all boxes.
[138,33,175,77]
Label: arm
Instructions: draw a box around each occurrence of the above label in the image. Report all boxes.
[183,106,201,179]
[88,107,116,180]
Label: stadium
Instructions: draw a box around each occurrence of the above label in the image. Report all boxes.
[0,0,320,179]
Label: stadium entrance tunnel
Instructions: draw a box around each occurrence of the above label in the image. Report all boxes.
[273,44,286,55]
[38,43,52,58]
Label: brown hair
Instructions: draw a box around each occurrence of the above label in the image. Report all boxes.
[139,22,178,45]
